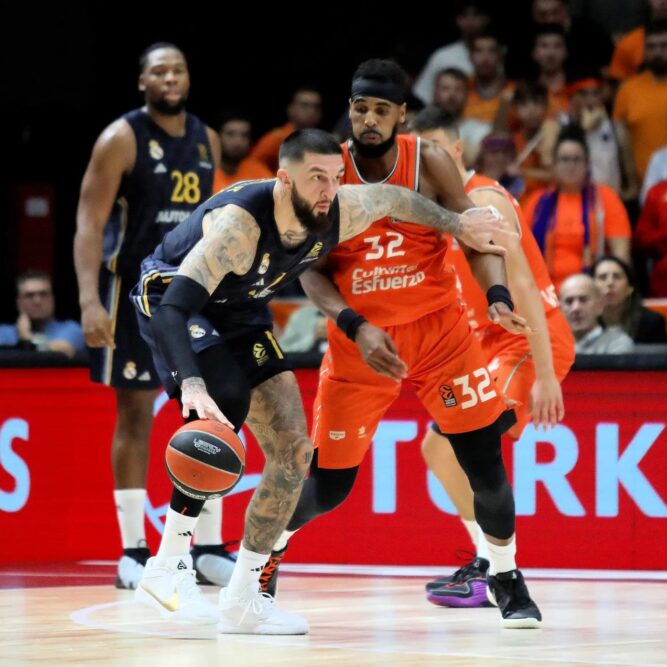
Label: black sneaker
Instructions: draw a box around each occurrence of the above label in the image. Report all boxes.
[190,540,239,586]
[115,547,151,590]
[259,545,288,598]
[425,556,490,592]
[487,569,542,628]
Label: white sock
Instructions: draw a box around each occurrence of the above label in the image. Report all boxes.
[487,536,517,575]
[113,489,147,549]
[272,529,296,552]
[461,519,478,550]
[226,544,269,596]
[194,497,222,545]
[475,525,490,561]
[156,509,198,563]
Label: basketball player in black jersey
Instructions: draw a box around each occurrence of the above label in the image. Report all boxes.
[128,129,507,632]
[74,43,233,590]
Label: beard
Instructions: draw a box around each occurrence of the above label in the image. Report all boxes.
[151,95,188,116]
[351,124,398,158]
[291,185,334,236]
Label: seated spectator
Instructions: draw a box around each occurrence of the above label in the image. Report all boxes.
[250,87,322,172]
[559,273,634,353]
[531,24,570,119]
[609,0,667,81]
[525,126,632,290]
[463,32,514,125]
[278,305,328,354]
[640,144,667,203]
[213,113,272,192]
[0,271,85,357]
[567,78,621,192]
[613,21,667,200]
[635,177,667,295]
[476,133,524,199]
[592,255,667,342]
[511,81,559,204]
[432,68,490,165]
[413,0,491,104]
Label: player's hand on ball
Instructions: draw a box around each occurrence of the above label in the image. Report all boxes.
[181,377,234,427]
[488,302,534,335]
[355,322,408,381]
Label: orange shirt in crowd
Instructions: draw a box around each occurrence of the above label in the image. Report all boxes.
[464,81,514,124]
[213,159,273,192]
[613,71,667,180]
[248,122,295,173]
[513,131,552,206]
[524,184,632,289]
[546,84,570,119]
[609,27,645,81]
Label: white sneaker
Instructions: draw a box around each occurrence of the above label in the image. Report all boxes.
[218,585,309,635]
[135,555,218,624]
[191,544,237,586]
[115,554,147,590]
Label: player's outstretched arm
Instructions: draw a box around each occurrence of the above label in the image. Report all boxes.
[470,187,563,428]
[337,184,506,254]
[299,259,407,381]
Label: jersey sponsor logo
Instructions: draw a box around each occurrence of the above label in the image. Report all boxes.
[350,265,426,295]
[149,139,164,160]
[253,343,268,366]
[329,431,346,440]
[189,324,206,339]
[358,426,366,438]
[138,371,152,381]
[193,438,221,455]
[123,362,137,380]
[212,298,228,304]
[154,163,167,174]
[257,253,271,274]
[299,241,325,264]
[197,143,209,162]
[155,210,191,224]
[253,278,265,286]
[439,384,457,408]
[248,272,286,299]
[198,161,213,170]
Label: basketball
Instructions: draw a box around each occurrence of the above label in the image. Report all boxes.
[165,420,246,500]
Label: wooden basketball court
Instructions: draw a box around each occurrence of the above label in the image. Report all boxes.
[2,563,666,666]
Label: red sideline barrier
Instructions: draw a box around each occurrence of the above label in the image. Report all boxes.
[1,367,666,569]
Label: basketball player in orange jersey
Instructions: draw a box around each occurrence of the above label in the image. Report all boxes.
[410,106,575,607]
[260,60,544,628]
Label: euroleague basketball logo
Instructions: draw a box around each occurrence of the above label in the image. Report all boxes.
[253,343,268,366]
[439,384,457,408]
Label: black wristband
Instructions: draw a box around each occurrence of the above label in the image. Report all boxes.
[336,308,368,341]
[486,284,514,311]
[15,339,36,351]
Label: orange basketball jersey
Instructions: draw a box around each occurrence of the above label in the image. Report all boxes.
[330,135,458,326]
[447,172,560,333]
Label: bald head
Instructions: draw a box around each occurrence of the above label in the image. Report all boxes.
[559,274,603,339]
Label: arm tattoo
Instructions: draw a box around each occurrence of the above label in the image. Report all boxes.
[338,184,462,241]
[179,205,260,292]
[181,377,207,392]
[279,228,308,248]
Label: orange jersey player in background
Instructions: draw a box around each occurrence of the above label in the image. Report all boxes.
[259,60,549,629]
[410,106,574,606]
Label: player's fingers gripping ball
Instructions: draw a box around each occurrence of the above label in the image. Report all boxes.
[165,419,246,500]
